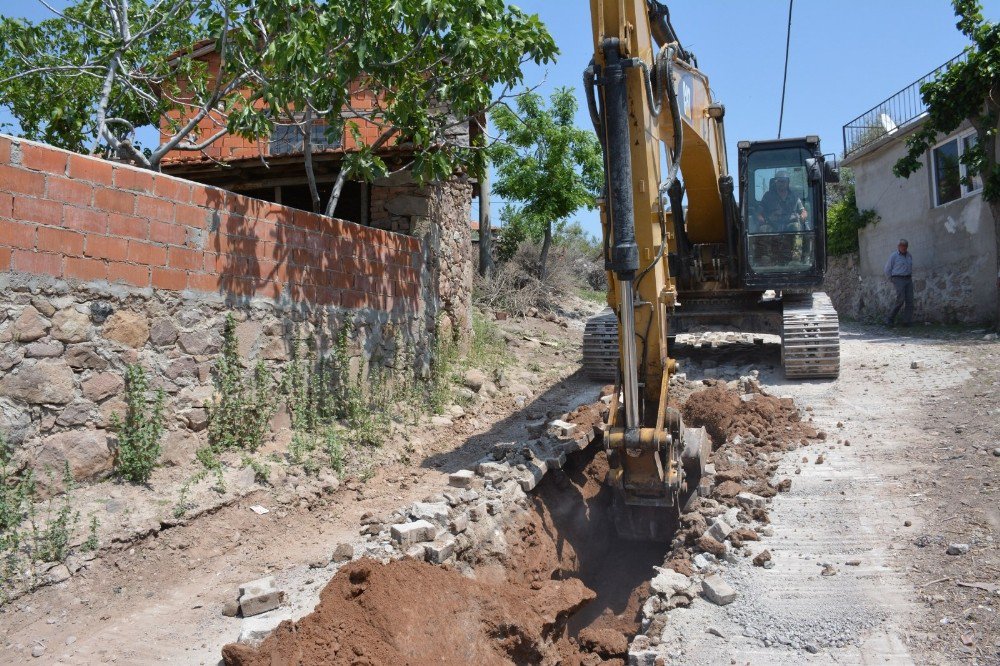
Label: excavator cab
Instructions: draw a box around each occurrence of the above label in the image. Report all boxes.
[738,137,839,290]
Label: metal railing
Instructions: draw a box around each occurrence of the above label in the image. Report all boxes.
[842,53,967,158]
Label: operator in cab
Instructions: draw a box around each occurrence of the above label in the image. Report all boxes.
[757,170,808,232]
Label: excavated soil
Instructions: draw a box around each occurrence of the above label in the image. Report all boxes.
[224,383,814,665]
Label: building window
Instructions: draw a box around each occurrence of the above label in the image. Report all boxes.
[932,130,981,207]
[269,122,342,156]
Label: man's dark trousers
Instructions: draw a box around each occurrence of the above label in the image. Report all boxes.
[888,275,914,325]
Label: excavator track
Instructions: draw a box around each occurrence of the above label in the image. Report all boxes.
[781,292,840,379]
[582,309,619,382]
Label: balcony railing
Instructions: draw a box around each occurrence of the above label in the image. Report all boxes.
[842,53,966,158]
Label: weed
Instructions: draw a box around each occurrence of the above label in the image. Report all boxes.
[29,464,80,564]
[206,314,277,454]
[240,456,270,484]
[81,515,99,552]
[110,364,165,484]
[323,428,345,475]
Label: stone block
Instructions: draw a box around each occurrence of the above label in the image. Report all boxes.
[650,567,690,596]
[237,608,292,645]
[706,517,733,543]
[515,459,547,492]
[735,492,766,511]
[238,576,286,617]
[476,461,509,483]
[102,311,149,348]
[82,372,124,402]
[425,537,456,564]
[24,340,64,358]
[51,308,91,343]
[450,511,469,534]
[549,419,576,437]
[448,469,475,488]
[702,574,737,606]
[390,520,436,546]
[12,306,50,342]
[410,502,450,524]
[0,358,75,404]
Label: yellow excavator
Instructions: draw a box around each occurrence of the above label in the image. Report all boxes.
[584,1,841,540]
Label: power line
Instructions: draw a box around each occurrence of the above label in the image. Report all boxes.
[778,0,794,138]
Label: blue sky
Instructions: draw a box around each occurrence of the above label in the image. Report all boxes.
[2,0,998,237]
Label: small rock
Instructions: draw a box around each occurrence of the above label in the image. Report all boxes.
[752,550,771,567]
[736,492,766,510]
[706,627,726,638]
[845,559,861,566]
[649,567,690,596]
[947,543,970,556]
[448,470,475,488]
[238,576,285,617]
[31,645,45,658]
[904,520,912,527]
[910,361,923,369]
[993,448,1000,458]
[221,600,240,617]
[390,520,436,546]
[332,543,355,562]
[549,419,576,437]
[702,574,737,606]
[706,517,733,542]
[462,369,487,392]
[697,534,726,558]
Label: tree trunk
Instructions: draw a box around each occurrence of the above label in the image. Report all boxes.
[302,108,322,213]
[539,220,552,281]
[323,167,350,218]
[975,111,1000,329]
[989,199,1000,329]
[478,168,494,278]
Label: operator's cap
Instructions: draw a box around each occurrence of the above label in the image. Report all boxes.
[775,170,790,181]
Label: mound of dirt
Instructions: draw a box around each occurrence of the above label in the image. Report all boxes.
[682,383,818,449]
[222,557,594,666]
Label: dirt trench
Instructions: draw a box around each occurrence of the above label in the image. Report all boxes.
[222,381,815,666]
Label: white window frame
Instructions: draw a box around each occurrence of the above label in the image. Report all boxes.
[931,129,982,208]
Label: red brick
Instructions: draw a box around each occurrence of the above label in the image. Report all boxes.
[255,280,282,300]
[0,192,11,218]
[13,196,62,226]
[188,184,227,208]
[393,280,419,299]
[167,246,203,271]
[127,241,167,266]
[108,213,149,240]
[0,166,46,197]
[85,235,129,262]
[94,187,136,215]
[340,290,368,310]
[37,227,84,256]
[173,204,206,228]
[149,220,186,246]
[20,143,68,174]
[67,154,114,185]
[186,272,219,292]
[136,195,174,222]
[0,220,35,249]
[65,256,107,281]
[12,250,62,276]
[63,205,106,234]
[151,267,186,290]
[107,261,150,287]
[0,247,10,271]
[152,176,192,203]
[46,176,94,206]
[113,167,155,193]
[0,137,10,164]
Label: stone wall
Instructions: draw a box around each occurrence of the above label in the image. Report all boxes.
[845,119,998,324]
[0,135,431,489]
[370,173,474,342]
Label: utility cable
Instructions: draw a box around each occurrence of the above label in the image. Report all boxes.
[778,0,794,138]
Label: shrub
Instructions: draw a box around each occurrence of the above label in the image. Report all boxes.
[206,314,277,453]
[827,182,879,256]
[110,364,165,484]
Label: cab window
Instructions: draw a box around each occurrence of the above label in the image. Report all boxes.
[745,147,816,274]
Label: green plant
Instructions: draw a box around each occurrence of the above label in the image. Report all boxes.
[469,310,510,375]
[110,364,166,484]
[81,515,99,553]
[826,182,879,256]
[206,314,277,453]
[324,428,345,475]
[30,464,80,564]
[240,456,270,484]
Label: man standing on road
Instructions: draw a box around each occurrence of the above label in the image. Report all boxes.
[884,239,914,327]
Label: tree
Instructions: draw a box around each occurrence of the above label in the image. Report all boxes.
[490,88,603,279]
[826,168,880,256]
[893,0,1000,325]
[0,0,557,217]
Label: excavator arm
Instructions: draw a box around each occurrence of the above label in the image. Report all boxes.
[586,0,724,540]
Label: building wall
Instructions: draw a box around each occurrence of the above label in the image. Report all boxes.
[0,135,431,489]
[845,122,998,323]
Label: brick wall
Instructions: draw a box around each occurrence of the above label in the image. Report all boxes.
[0,135,421,312]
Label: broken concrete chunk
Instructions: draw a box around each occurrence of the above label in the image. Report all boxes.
[405,544,427,560]
[238,576,285,617]
[736,492,766,510]
[476,461,509,483]
[448,469,475,488]
[702,574,737,606]
[450,511,469,534]
[706,517,733,542]
[390,519,436,546]
[650,567,690,596]
[515,459,547,492]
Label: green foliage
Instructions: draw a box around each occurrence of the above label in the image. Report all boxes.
[110,364,165,484]
[0,0,556,189]
[468,310,509,375]
[206,314,277,454]
[893,0,1000,203]
[826,174,879,256]
[324,428,345,475]
[81,515,100,553]
[490,88,604,270]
